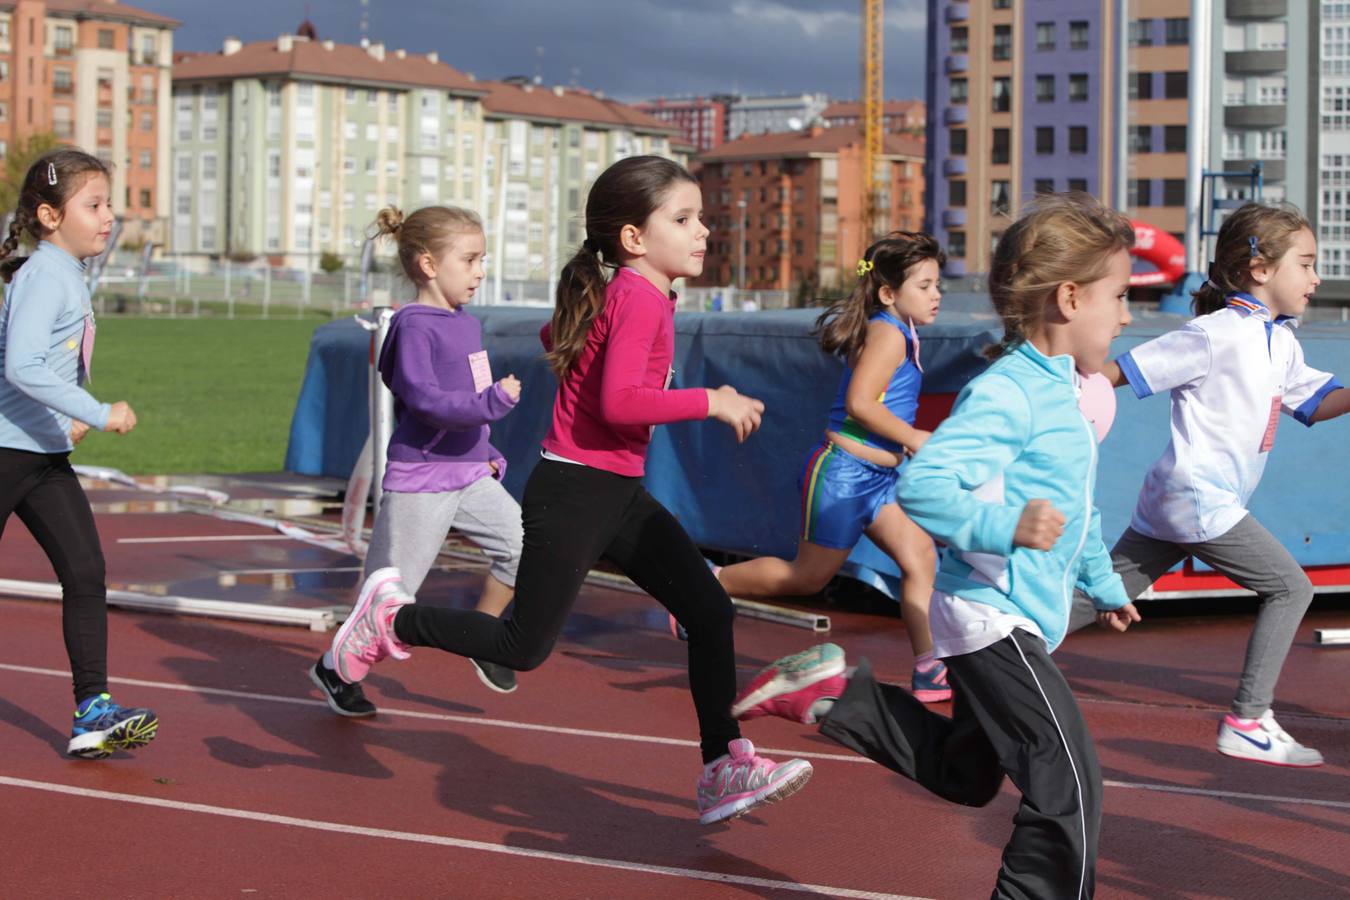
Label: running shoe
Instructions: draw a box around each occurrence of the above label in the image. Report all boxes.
[912,658,953,703]
[310,657,377,717]
[471,658,518,694]
[731,642,847,724]
[696,738,813,825]
[331,567,414,684]
[1217,710,1324,767]
[68,693,158,759]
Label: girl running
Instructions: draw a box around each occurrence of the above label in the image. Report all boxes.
[732,193,1139,897]
[327,156,812,824]
[0,149,154,759]
[309,205,525,717]
[714,232,948,701]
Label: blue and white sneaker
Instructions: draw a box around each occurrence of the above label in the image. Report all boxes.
[67,693,159,759]
[912,659,953,703]
[1217,710,1323,767]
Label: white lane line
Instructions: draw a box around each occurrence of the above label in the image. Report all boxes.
[0,775,925,900]
[3,662,1347,811]
[117,535,294,544]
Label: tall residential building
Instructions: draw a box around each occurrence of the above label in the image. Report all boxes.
[694,126,924,293]
[1125,6,1194,246]
[727,93,831,141]
[822,99,927,134]
[634,96,727,152]
[0,0,178,244]
[1319,1,1350,289]
[478,79,679,284]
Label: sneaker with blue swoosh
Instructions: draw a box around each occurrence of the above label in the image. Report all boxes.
[1216,710,1323,767]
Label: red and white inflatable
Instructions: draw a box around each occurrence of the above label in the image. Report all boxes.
[1128,220,1186,287]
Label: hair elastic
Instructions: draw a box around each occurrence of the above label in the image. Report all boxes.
[582,237,598,253]
[47,162,57,186]
[855,258,874,277]
[1248,236,1259,258]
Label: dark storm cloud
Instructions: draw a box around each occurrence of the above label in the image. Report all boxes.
[135,0,926,101]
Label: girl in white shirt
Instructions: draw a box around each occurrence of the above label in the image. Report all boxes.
[1101,203,1350,767]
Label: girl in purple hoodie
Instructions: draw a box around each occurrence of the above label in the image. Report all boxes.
[310,205,524,716]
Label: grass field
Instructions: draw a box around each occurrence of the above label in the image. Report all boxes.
[71,317,324,474]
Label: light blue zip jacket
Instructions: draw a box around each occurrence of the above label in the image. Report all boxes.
[896,340,1128,652]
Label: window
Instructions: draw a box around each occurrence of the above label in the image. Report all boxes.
[993,25,1012,60]
[1069,126,1088,154]
[1036,75,1055,103]
[1036,126,1055,154]
[950,128,967,155]
[1130,125,1152,152]
[992,77,1012,113]
[96,109,112,128]
[1129,19,1153,47]
[992,128,1010,164]
[140,189,152,208]
[991,180,1010,216]
[948,230,966,259]
[1162,179,1186,205]
[54,25,74,53]
[1163,125,1187,153]
[1165,18,1189,45]
[1036,22,1055,51]
[139,150,152,169]
[1035,179,1055,195]
[1069,74,1089,102]
[1130,179,1152,207]
[53,68,72,93]
[951,78,968,105]
[1130,72,1153,100]
[949,180,967,206]
[1069,21,1089,50]
[1164,72,1188,100]
[97,29,114,50]
[951,26,968,53]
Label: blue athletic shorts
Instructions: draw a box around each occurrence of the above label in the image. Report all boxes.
[798,441,900,550]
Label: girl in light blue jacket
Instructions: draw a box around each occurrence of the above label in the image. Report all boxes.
[730,194,1138,899]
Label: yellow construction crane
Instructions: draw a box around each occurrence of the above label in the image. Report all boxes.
[860,0,884,241]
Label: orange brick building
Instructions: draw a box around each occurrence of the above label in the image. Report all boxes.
[695,126,925,294]
[0,0,178,244]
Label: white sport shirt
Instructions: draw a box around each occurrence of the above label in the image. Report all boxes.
[1117,292,1342,544]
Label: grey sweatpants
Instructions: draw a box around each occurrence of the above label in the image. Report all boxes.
[1070,514,1313,718]
[365,476,523,594]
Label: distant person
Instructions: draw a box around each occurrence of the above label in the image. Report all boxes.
[712,232,950,702]
[309,204,526,717]
[1075,201,1350,767]
[326,156,813,825]
[0,149,152,759]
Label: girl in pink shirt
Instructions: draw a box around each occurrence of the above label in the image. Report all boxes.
[329,155,813,825]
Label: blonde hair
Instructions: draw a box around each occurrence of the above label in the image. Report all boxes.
[374,205,482,285]
[1193,203,1311,315]
[986,192,1135,359]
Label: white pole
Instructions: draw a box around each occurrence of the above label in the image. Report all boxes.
[1185,0,1212,272]
[1114,0,1129,211]
[493,137,508,304]
[368,307,396,522]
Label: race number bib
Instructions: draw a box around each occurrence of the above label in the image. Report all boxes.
[1259,395,1281,453]
[468,350,493,393]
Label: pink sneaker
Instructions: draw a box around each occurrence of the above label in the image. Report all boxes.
[331,567,414,684]
[731,643,847,724]
[696,738,813,825]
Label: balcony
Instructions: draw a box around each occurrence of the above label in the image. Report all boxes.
[1228,158,1285,181]
[942,208,967,228]
[1228,0,1285,18]
[1225,50,1287,75]
[1224,105,1286,129]
[944,106,968,125]
[944,157,967,176]
[946,3,969,23]
[946,54,968,74]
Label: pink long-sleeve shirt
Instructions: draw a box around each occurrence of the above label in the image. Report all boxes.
[541,267,709,476]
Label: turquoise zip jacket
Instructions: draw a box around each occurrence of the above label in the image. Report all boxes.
[896,340,1128,652]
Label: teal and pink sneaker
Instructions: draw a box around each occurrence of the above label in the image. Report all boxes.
[696,738,813,824]
[68,693,158,759]
[731,643,848,724]
[912,658,953,703]
[332,567,414,684]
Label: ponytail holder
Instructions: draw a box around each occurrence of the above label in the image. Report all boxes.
[855,258,873,277]
[582,237,599,254]
[1248,236,1259,258]
[47,162,57,186]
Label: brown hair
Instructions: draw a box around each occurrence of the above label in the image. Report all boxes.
[815,230,945,360]
[0,148,111,283]
[548,155,697,377]
[986,192,1135,360]
[374,204,482,286]
[1192,202,1311,315]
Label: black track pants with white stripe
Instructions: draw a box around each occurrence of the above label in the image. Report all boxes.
[819,628,1101,899]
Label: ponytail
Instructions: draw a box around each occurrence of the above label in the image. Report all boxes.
[547,243,611,377]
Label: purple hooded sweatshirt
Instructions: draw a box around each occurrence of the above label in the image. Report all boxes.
[378,304,517,493]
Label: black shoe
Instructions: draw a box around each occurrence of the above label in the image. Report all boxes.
[309,658,377,717]
[470,658,518,694]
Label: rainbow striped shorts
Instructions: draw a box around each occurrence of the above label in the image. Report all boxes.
[797,441,900,550]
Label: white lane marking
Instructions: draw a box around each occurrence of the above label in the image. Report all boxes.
[117,535,294,544]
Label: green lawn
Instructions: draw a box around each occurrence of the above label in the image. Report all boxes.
[71,318,324,474]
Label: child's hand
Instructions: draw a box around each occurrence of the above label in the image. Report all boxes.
[1013,499,1064,550]
[1097,602,1141,633]
[905,429,933,456]
[498,374,521,402]
[70,420,90,445]
[106,401,137,434]
[707,385,764,443]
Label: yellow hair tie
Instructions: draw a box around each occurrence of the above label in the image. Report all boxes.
[856,259,874,277]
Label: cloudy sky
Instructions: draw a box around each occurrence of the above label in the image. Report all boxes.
[136,0,928,103]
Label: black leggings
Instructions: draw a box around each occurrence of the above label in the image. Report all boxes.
[394,459,741,763]
[0,448,108,704]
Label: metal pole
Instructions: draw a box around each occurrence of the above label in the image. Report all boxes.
[737,195,747,289]
[368,307,396,522]
[1114,0,1129,210]
[357,233,376,302]
[493,137,508,304]
[1184,0,1212,272]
